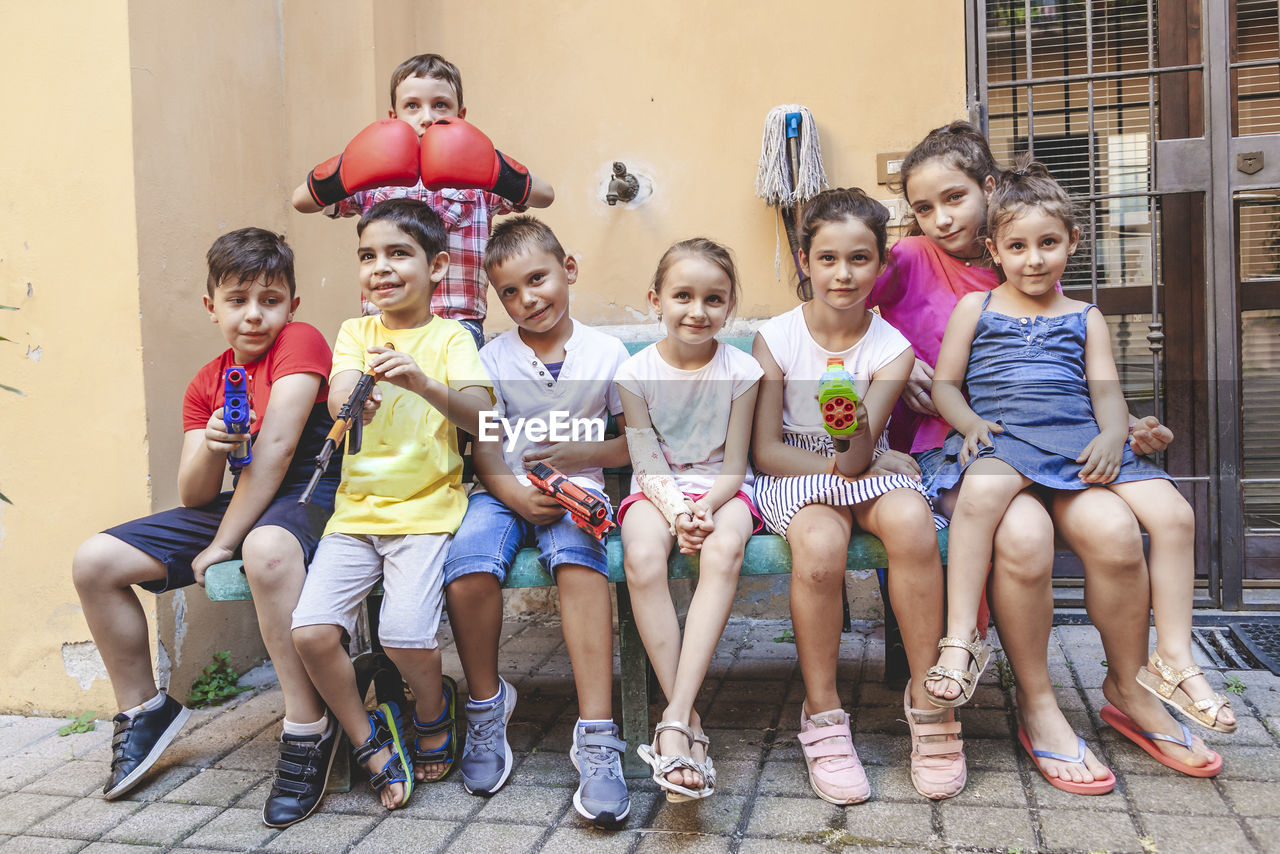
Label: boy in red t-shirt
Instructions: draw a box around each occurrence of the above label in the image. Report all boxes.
[72,228,342,828]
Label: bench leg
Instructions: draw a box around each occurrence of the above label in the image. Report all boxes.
[615,584,650,779]
[876,568,910,688]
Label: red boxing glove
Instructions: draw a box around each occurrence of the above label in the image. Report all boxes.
[419,117,532,205]
[306,120,420,207]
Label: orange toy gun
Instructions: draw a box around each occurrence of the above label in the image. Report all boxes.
[299,347,390,505]
[526,461,615,541]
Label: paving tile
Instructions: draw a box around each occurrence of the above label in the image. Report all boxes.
[744,796,844,837]
[0,792,76,835]
[474,784,572,825]
[25,796,143,840]
[1038,807,1145,853]
[756,760,810,798]
[264,812,380,853]
[0,719,64,754]
[161,768,267,806]
[737,838,843,854]
[1140,812,1253,854]
[0,754,77,791]
[634,832,732,854]
[106,765,201,804]
[448,821,546,854]
[843,801,935,847]
[397,780,486,822]
[216,726,280,772]
[181,807,278,850]
[863,765,925,802]
[945,769,1025,807]
[938,804,1037,851]
[349,817,455,853]
[0,838,85,854]
[539,827,638,852]
[154,691,283,769]
[22,760,113,798]
[1122,772,1231,815]
[101,802,221,846]
[510,751,578,787]
[78,844,165,854]
[1221,779,1280,817]
[1244,817,1280,851]
[648,794,745,835]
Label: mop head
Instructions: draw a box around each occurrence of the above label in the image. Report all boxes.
[755,104,828,206]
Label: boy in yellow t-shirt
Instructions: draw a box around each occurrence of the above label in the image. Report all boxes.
[292,198,493,812]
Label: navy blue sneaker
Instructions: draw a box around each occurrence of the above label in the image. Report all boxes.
[262,718,340,827]
[571,722,630,827]
[103,693,192,800]
[459,678,517,795]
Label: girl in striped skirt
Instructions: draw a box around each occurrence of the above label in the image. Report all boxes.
[751,188,964,805]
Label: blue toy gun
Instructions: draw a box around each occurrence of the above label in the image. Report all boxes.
[818,358,858,453]
[223,367,252,469]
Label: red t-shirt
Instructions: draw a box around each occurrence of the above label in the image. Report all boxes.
[182,321,332,433]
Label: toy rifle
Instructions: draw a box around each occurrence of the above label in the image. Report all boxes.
[223,367,253,469]
[818,357,858,453]
[526,461,615,541]
[299,346,391,505]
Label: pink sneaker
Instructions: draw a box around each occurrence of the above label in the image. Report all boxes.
[798,706,870,805]
[904,685,966,799]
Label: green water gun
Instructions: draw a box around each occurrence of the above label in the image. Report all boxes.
[819,358,858,452]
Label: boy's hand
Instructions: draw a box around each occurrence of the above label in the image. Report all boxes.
[205,408,256,455]
[523,443,591,475]
[361,387,383,425]
[516,485,567,527]
[367,346,428,392]
[959,419,1003,465]
[1129,415,1174,457]
[191,543,236,587]
[1077,431,1126,484]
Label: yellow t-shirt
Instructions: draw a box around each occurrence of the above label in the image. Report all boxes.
[324,315,493,536]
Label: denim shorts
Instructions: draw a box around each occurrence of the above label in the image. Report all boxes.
[458,318,485,351]
[443,489,612,584]
[912,446,949,497]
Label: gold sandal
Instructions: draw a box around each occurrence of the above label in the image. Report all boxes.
[925,631,991,709]
[1135,652,1236,734]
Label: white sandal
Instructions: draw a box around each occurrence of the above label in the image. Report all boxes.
[636,721,711,802]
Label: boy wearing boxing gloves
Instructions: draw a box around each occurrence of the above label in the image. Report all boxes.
[291,53,553,349]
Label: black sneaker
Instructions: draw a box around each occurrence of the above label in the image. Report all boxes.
[103,693,192,800]
[263,718,340,827]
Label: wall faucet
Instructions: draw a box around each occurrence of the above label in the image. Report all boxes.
[606,161,639,205]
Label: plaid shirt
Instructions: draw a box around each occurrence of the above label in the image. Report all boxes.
[329,183,518,321]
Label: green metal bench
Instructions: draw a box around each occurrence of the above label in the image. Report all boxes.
[205,529,946,778]
[203,335,951,778]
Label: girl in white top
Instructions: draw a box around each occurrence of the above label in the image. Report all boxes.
[752,189,963,806]
[614,238,763,803]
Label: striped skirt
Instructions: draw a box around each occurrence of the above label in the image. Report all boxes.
[755,432,947,537]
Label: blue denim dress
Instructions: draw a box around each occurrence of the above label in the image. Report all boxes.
[927,292,1171,501]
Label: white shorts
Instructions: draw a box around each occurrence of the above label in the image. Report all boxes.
[292,532,450,650]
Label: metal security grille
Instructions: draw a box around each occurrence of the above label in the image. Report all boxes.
[966,0,1280,608]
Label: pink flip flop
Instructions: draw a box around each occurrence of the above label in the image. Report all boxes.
[1017,726,1115,795]
[1099,704,1222,778]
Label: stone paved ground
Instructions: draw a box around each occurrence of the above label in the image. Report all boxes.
[2,617,1279,853]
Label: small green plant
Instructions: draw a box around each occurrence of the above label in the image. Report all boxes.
[773,627,795,644]
[57,711,96,736]
[993,650,1015,691]
[187,651,252,708]
[1224,674,1247,696]
[1139,834,1159,854]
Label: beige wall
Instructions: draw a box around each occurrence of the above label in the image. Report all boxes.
[0,0,150,713]
[0,0,965,714]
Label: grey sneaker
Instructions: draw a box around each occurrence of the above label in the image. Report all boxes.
[571,722,630,827]
[460,678,516,795]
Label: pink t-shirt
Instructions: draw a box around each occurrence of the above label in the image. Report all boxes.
[867,236,999,454]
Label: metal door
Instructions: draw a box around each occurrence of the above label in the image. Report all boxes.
[966,0,1280,609]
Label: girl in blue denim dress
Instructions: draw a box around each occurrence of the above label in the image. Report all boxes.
[922,159,1235,750]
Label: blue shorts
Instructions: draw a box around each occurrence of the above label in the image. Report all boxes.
[104,478,336,594]
[913,446,949,497]
[443,489,612,585]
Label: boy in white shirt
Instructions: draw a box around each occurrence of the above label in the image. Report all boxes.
[442,216,632,826]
